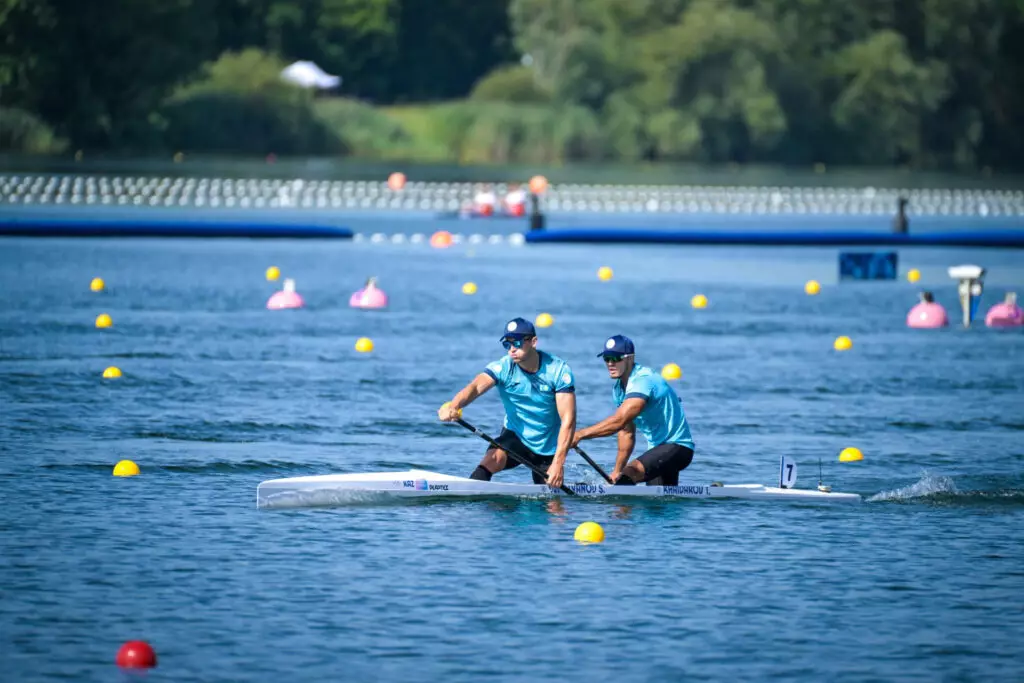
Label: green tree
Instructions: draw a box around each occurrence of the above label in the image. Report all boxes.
[470,65,551,104]
[162,49,343,155]
[258,0,399,101]
[910,0,1024,168]
[828,30,948,164]
[1,0,217,149]
[639,0,787,161]
[391,0,516,102]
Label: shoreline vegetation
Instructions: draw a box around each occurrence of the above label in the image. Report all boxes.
[2,0,1022,177]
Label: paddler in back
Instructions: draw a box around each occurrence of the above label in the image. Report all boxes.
[438,317,577,488]
[572,335,695,486]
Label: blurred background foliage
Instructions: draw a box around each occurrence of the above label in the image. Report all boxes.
[0,0,1021,170]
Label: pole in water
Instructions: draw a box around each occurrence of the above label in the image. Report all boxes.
[948,265,986,327]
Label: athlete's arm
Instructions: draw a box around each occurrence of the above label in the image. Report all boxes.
[574,397,646,442]
[612,421,636,482]
[439,373,496,421]
[546,390,577,488]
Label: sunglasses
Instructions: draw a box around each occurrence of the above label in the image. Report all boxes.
[502,337,532,350]
[602,354,631,363]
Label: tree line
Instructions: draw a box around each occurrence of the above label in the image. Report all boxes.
[1,0,1021,171]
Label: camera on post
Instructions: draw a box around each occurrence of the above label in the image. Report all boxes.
[947,265,985,327]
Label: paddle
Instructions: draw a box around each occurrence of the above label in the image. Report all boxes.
[573,445,613,484]
[453,418,577,496]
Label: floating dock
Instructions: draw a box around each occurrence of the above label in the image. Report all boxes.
[2,173,1022,242]
[524,228,1024,248]
[0,216,353,238]
[523,214,1024,248]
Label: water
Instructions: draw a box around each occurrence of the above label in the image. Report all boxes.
[2,231,1023,682]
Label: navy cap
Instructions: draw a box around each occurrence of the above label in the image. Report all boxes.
[500,317,536,340]
[597,334,635,356]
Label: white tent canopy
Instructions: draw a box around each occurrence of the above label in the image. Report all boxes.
[280,61,342,89]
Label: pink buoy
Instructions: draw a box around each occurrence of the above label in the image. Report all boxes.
[985,292,1023,328]
[349,277,388,310]
[267,278,305,310]
[907,292,948,329]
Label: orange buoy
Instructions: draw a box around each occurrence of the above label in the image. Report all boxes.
[528,175,548,194]
[388,172,407,191]
[429,230,453,248]
[116,641,157,669]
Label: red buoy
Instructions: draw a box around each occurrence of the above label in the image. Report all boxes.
[116,640,157,668]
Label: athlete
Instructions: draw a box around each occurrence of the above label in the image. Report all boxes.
[438,317,576,488]
[571,335,694,486]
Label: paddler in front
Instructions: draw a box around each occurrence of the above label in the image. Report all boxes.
[438,317,577,488]
[572,335,695,486]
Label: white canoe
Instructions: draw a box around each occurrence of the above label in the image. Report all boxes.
[257,469,861,508]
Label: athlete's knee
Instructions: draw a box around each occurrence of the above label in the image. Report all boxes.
[677,447,694,472]
[481,448,507,469]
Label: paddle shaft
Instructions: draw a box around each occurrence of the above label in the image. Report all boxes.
[454,418,577,496]
[573,445,613,484]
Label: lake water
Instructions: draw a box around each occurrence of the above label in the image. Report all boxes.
[2,226,1023,682]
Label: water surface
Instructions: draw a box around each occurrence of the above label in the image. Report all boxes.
[2,232,1023,682]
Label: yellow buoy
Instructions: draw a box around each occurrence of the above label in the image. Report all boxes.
[535,312,554,328]
[833,335,853,351]
[839,447,864,462]
[173,152,185,163]
[597,266,613,281]
[907,269,921,283]
[661,363,682,381]
[102,366,122,379]
[90,277,105,292]
[440,401,463,418]
[691,294,708,309]
[266,266,281,281]
[355,337,374,353]
[574,521,605,544]
[95,313,113,329]
[462,282,478,295]
[113,460,140,477]
[805,280,821,296]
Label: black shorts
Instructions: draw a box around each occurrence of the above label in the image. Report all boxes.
[491,429,553,484]
[637,443,694,486]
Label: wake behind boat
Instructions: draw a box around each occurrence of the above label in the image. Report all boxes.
[256,464,862,509]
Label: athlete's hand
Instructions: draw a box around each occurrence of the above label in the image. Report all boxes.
[546,461,565,488]
[610,469,622,484]
[437,402,462,422]
[570,433,582,448]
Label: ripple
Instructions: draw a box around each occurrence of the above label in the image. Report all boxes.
[40,459,306,474]
[869,473,1024,506]
[4,234,1024,683]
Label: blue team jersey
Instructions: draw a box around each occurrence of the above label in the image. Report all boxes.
[613,364,694,450]
[484,351,575,455]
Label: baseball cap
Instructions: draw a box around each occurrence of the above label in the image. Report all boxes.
[500,317,536,340]
[597,334,635,357]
